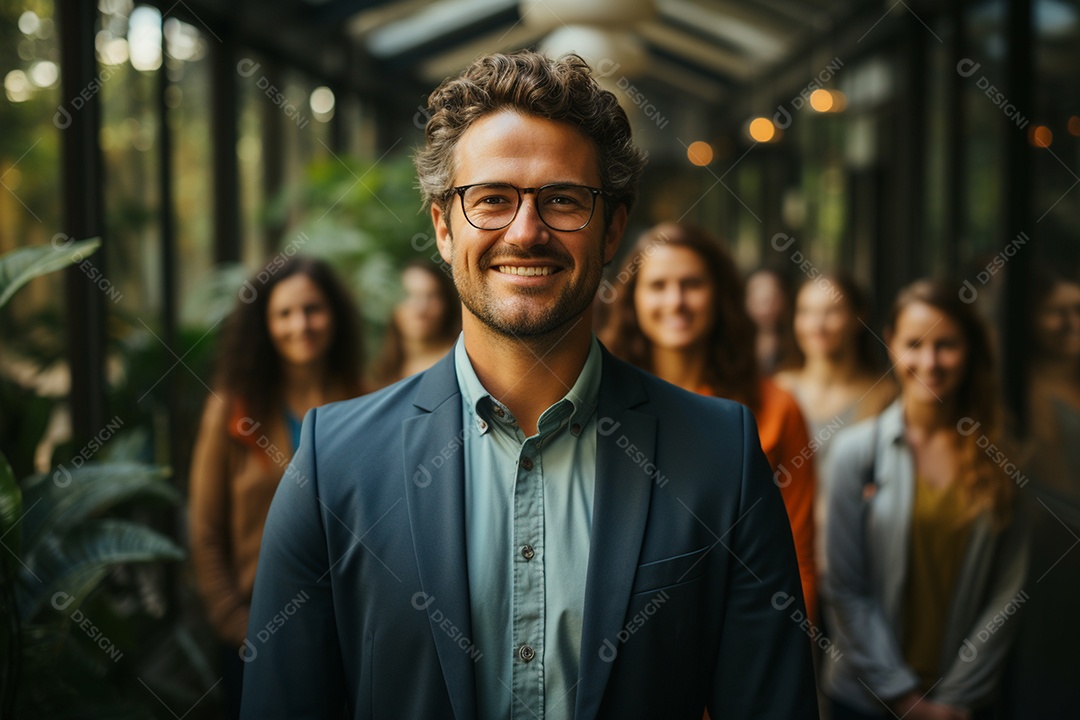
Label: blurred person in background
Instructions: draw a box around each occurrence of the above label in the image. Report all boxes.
[823,279,1027,720]
[189,255,363,718]
[601,222,818,622]
[775,274,896,576]
[745,267,797,375]
[1025,268,1080,498]
[1001,267,1080,718]
[370,258,460,388]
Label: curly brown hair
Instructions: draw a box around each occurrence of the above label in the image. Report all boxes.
[886,279,1014,530]
[413,50,647,226]
[599,222,761,410]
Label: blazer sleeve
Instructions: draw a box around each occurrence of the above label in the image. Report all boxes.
[240,408,348,719]
[189,396,248,647]
[823,430,920,700]
[934,504,1030,708]
[706,406,819,719]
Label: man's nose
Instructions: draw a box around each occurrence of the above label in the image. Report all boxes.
[502,196,550,249]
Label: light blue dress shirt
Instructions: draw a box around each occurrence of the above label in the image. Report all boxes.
[454,335,601,720]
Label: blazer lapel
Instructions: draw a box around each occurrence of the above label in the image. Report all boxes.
[574,353,656,719]
[402,353,478,720]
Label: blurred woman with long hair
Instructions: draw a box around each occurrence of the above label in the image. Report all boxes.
[823,279,1027,720]
[601,222,818,621]
[775,274,897,575]
[745,267,798,375]
[370,259,460,388]
[189,255,363,718]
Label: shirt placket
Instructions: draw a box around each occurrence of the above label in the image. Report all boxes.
[509,424,544,719]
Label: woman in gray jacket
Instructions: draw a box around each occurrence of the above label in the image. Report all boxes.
[823,280,1028,720]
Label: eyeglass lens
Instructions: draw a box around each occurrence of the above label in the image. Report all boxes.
[461,184,596,231]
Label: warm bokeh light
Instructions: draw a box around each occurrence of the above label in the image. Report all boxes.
[4,69,32,102]
[29,60,59,88]
[310,86,336,116]
[687,141,713,166]
[748,117,777,143]
[809,88,834,112]
[18,10,40,35]
[808,88,846,113]
[1068,116,1080,137]
[1029,125,1053,148]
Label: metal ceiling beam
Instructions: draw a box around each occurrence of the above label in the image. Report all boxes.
[417,25,548,83]
[313,0,402,25]
[657,0,791,62]
[365,0,518,58]
[346,0,435,37]
[638,21,754,82]
[644,57,728,103]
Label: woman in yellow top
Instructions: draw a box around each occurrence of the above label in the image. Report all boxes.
[600,222,817,622]
[823,280,1027,720]
[189,256,363,718]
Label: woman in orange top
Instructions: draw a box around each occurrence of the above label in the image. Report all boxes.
[189,256,363,718]
[600,222,817,621]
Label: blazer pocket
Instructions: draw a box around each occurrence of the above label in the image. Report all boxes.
[631,546,710,595]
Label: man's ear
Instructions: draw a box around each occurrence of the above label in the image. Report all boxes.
[603,204,628,264]
[431,202,453,265]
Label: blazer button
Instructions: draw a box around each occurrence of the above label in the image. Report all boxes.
[521,545,535,560]
[520,457,534,471]
[518,645,536,663]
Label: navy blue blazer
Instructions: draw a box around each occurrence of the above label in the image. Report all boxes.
[240,347,818,719]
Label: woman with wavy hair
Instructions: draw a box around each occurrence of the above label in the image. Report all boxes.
[370,259,460,388]
[600,222,818,621]
[189,255,363,718]
[823,280,1027,720]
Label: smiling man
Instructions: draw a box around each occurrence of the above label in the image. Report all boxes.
[241,51,817,720]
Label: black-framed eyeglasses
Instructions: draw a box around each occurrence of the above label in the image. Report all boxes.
[447,183,607,232]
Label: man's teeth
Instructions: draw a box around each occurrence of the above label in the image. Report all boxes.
[497,266,554,276]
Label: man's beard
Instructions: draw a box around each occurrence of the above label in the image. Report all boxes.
[450,243,603,339]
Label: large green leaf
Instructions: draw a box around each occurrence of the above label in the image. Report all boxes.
[20,462,179,559]
[19,519,184,620]
[0,238,101,308]
[0,452,20,560]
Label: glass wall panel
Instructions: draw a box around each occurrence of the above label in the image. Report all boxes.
[1,0,63,477]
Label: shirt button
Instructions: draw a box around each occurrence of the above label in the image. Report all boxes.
[520,456,534,471]
[571,423,582,436]
[478,419,487,431]
[521,544,535,560]
[518,645,536,663]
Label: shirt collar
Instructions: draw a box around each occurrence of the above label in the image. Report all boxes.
[453,333,603,438]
